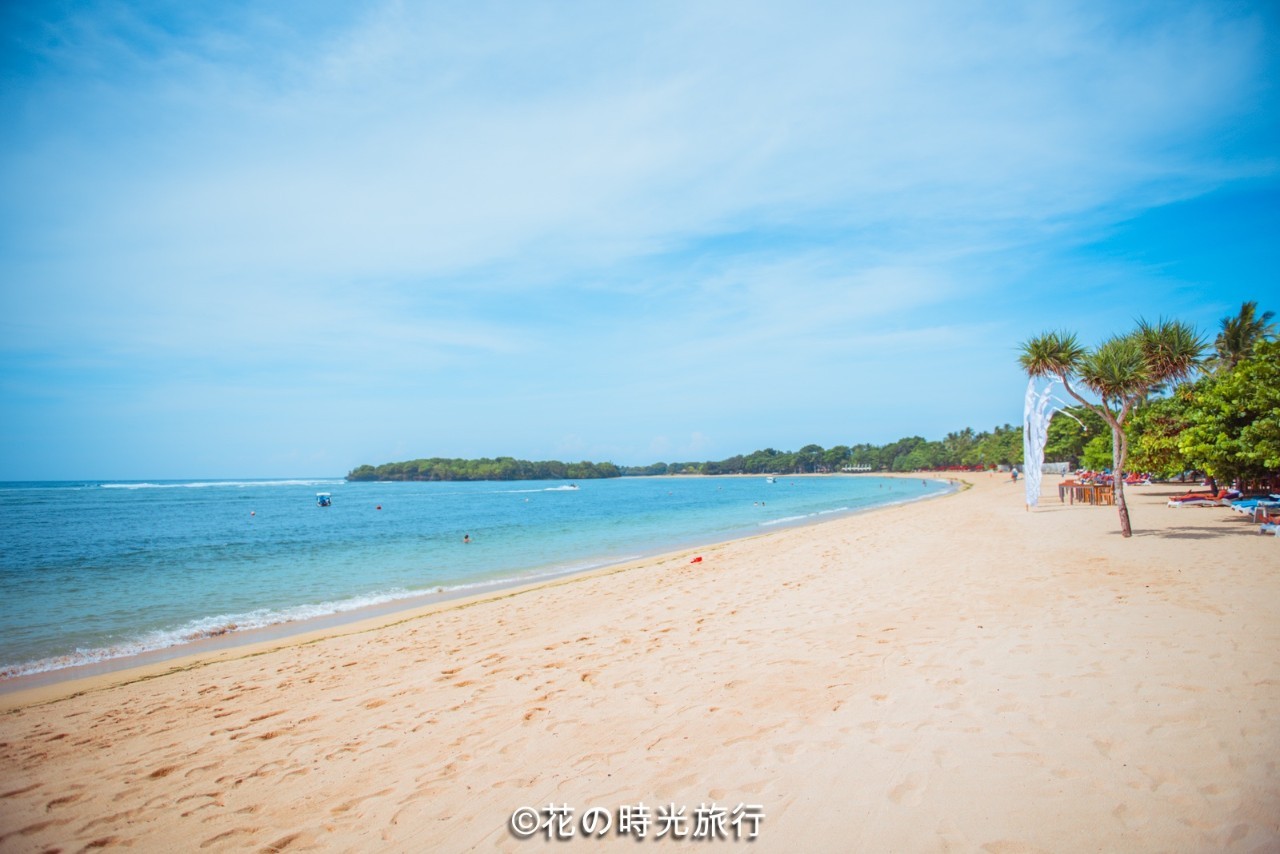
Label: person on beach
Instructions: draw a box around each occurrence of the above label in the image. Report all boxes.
[1010,468,1019,483]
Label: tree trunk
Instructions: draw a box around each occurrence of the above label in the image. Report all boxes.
[1113,424,1132,538]
[1055,376,1134,538]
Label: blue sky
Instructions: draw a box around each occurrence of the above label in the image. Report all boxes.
[2,1,1277,480]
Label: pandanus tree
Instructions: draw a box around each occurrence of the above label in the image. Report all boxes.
[1019,320,1203,537]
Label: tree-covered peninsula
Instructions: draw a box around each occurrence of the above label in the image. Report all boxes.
[347,458,621,482]
[344,425,1026,482]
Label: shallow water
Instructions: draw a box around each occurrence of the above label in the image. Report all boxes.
[0,475,950,677]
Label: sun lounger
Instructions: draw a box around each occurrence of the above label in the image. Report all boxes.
[1229,499,1269,513]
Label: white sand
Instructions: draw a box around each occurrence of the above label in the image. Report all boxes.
[1,474,1277,851]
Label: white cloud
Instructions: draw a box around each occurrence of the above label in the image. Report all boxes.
[11,1,1266,288]
[1,0,1275,476]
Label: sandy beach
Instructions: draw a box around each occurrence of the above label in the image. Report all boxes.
[1,473,1277,852]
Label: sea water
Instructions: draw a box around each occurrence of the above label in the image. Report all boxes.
[0,475,951,680]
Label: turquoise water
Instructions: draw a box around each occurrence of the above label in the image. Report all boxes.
[0,475,950,678]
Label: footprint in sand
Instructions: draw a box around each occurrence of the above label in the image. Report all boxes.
[888,774,923,806]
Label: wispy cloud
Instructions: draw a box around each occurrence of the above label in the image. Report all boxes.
[1,1,1276,476]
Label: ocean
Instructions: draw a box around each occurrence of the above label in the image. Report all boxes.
[0,475,951,682]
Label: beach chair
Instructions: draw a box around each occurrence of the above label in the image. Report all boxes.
[1242,500,1280,517]
[1223,498,1280,517]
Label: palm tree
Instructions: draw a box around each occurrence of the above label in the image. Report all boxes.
[1215,301,1277,370]
[1019,320,1203,537]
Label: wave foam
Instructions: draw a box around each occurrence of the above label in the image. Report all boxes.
[760,514,811,526]
[99,479,344,490]
[0,555,640,680]
[0,588,419,679]
[499,485,582,494]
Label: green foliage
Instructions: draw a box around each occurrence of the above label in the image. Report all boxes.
[848,444,880,469]
[1018,331,1086,378]
[347,457,621,482]
[1043,406,1105,469]
[627,462,671,476]
[823,445,852,471]
[1018,308,1280,492]
[1081,433,1115,472]
[1179,339,1280,485]
[969,424,1023,467]
[1078,333,1151,404]
[347,426,1031,482]
[881,436,926,471]
[1127,393,1194,478]
[941,429,977,463]
[1020,319,1206,536]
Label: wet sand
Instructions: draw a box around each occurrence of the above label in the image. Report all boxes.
[1,474,1277,851]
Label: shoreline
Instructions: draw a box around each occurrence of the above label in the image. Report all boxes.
[2,472,1275,851]
[0,474,959,707]
[0,471,957,696]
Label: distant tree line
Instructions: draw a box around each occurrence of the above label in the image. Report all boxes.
[618,428,1026,477]
[345,425,1029,483]
[347,457,621,482]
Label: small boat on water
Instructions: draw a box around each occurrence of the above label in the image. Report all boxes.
[316,492,332,507]
[765,476,776,484]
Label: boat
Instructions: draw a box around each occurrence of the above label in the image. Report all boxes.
[765,476,776,484]
[316,492,332,507]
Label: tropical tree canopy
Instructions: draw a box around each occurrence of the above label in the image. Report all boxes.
[1044,405,1106,470]
[1180,339,1280,487]
[1018,319,1205,537]
[1127,393,1195,479]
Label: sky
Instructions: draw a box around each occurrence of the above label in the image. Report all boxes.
[1,1,1277,480]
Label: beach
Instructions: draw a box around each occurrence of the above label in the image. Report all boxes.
[1,474,1277,851]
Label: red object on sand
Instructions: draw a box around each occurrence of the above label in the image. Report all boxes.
[690,556,703,563]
